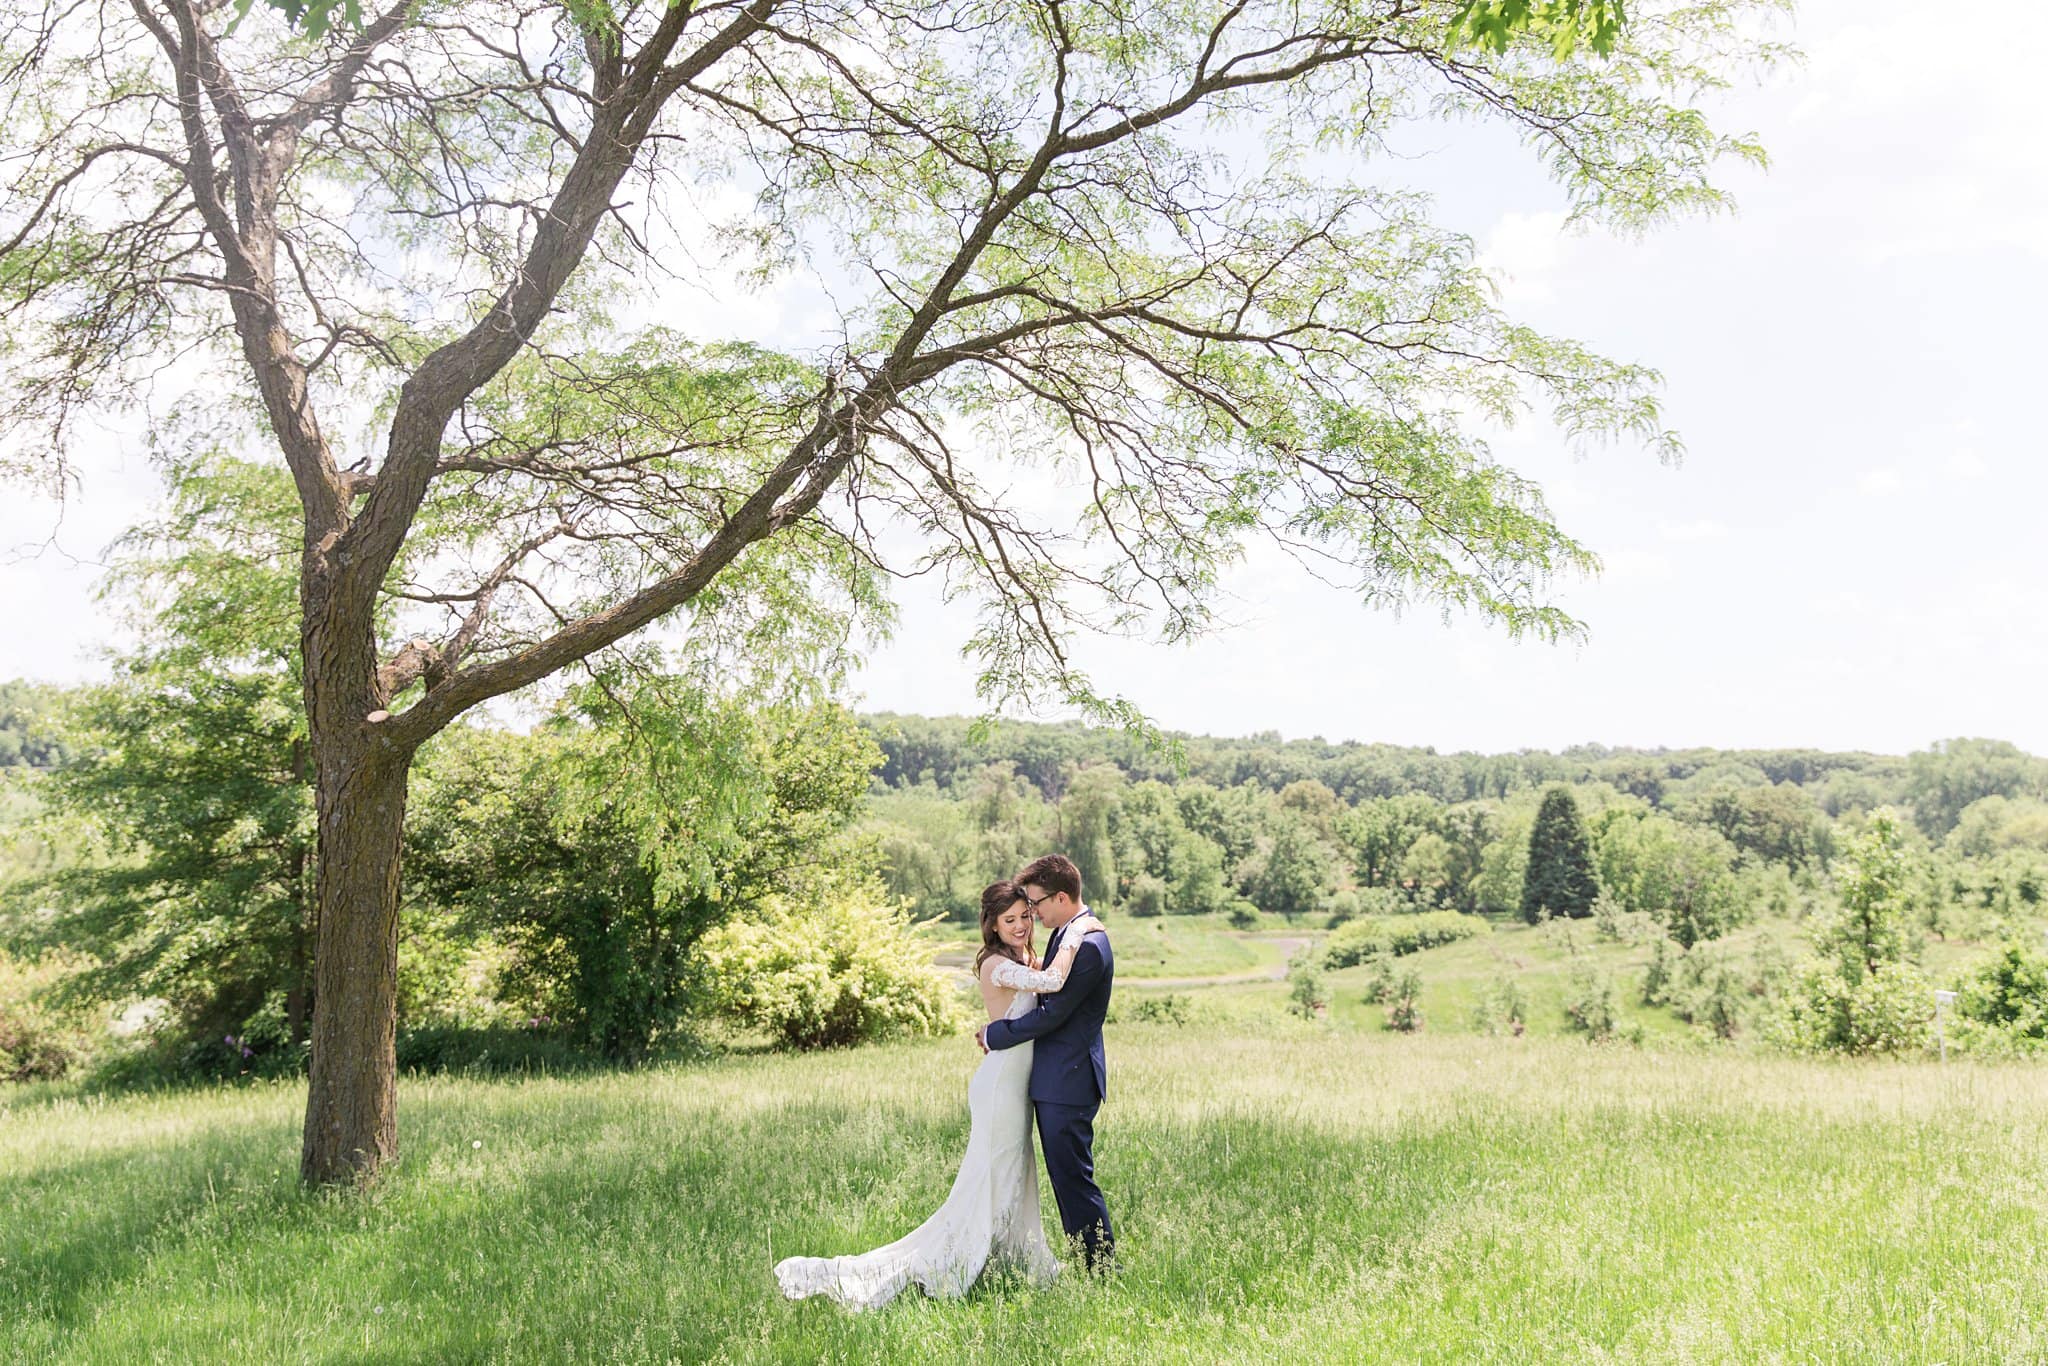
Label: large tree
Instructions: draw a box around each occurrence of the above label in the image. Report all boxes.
[1,0,1777,1180]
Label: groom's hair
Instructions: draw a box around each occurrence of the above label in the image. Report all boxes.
[1017,853,1082,902]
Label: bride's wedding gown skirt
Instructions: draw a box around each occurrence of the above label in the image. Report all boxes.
[774,990,1062,1309]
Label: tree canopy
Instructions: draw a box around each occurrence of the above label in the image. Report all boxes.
[1,0,1784,1180]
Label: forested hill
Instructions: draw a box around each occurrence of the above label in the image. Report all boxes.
[859,712,2043,818]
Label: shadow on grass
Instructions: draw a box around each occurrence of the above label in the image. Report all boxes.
[13,1024,715,1110]
[2,1126,304,1329]
[3,1084,1500,1361]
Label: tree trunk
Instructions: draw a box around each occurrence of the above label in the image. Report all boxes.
[287,837,312,1046]
[300,737,410,1184]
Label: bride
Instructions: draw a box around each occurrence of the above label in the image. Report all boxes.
[774,879,1105,1310]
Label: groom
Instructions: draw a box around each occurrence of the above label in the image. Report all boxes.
[977,853,1116,1271]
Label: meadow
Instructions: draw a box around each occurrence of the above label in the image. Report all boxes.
[7,972,2047,1364]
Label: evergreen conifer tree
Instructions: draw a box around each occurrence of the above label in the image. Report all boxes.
[1521,787,1600,922]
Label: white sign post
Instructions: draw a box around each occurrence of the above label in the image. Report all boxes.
[1934,989,1957,1063]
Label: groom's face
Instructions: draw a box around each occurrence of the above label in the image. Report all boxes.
[1023,883,1076,928]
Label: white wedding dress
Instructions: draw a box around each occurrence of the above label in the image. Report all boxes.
[774,959,1068,1310]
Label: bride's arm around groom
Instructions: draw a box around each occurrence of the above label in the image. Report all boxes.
[977,916,1109,1054]
[975,855,1116,1271]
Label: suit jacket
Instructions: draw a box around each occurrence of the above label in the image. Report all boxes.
[983,920,1113,1105]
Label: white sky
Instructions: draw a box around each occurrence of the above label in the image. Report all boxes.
[5,0,2043,756]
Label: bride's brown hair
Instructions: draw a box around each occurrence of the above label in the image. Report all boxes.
[972,880,1028,976]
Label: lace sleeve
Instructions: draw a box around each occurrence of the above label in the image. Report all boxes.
[989,956,1073,992]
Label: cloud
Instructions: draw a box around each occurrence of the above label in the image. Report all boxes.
[1784,5,2048,265]
[1599,548,1673,583]
[1942,449,1988,480]
[1856,468,1904,497]
[1658,519,1731,543]
[1477,210,1571,305]
[1809,588,1872,618]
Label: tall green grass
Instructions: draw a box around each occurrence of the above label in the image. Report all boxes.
[6,1026,2045,1362]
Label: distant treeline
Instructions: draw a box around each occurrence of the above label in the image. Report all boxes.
[0,682,71,770]
[861,712,2041,822]
[856,713,2048,948]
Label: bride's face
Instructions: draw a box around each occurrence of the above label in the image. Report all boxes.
[996,901,1033,952]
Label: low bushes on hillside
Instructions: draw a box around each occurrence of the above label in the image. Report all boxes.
[695,883,963,1049]
[1323,911,1490,969]
[1115,992,1190,1025]
[1947,941,2048,1056]
[1471,971,1529,1036]
[1286,949,1327,1019]
[1385,967,1425,1033]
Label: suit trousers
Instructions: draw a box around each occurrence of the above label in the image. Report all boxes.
[1034,1097,1115,1269]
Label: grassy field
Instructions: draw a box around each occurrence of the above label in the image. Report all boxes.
[1092,916,1279,979]
[1142,912,2023,1046]
[1312,916,1704,1042]
[7,1015,2048,1363]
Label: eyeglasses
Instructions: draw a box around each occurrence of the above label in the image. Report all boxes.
[1020,888,1056,912]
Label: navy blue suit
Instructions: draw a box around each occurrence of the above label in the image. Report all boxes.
[982,921,1115,1267]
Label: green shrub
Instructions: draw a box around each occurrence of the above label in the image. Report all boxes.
[1671,938,1747,1039]
[1593,892,1662,947]
[1563,961,1639,1044]
[1325,886,1407,928]
[1748,933,1794,1004]
[1642,935,1682,1007]
[1126,873,1168,918]
[1948,942,2048,1055]
[695,883,963,1049]
[395,1023,617,1076]
[1323,911,1489,969]
[1286,950,1327,1020]
[1776,960,1934,1056]
[398,911,506,1030]
[1120,992,1191,1025]
[1362,954,1397,1005]
[1322,920,1379,969]
[1471,971,1528,1037]
[0,947,96,1081]
[1385,968,1424,1033]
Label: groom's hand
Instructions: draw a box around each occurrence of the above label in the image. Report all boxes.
[975,1025,990,1053]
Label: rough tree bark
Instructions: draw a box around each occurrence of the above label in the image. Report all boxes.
[302,740,411,1179]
